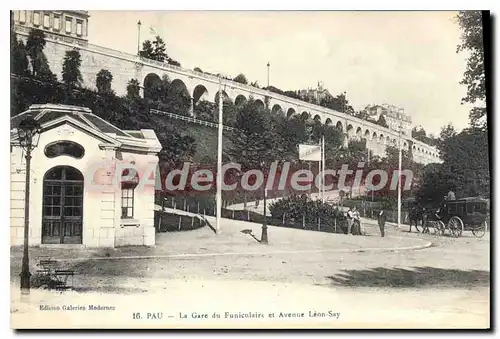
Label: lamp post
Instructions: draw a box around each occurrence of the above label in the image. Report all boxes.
[16,115,41,295]
[261,186,268,244]
[267,62,270,88]
[137,20,142,55]
[342,91,348,148]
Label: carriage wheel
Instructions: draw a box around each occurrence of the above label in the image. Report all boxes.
[472,221,487,238]
[437,221,446,236]
[448,216,464,238]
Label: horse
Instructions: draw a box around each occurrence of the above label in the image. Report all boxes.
[408,206,424,232]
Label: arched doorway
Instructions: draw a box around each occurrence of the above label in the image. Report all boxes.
[42,166,84,244]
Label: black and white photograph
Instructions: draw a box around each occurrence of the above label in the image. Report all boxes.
[9,9,491,329]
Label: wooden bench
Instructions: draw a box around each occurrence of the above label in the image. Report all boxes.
[53,270,75,291]
[36,259,75,291]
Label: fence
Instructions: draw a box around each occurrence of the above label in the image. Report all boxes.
[150,109,236,131]
[155,194,349,235]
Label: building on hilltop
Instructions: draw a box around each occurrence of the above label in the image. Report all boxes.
[364,103,412,137]
[298,81,331,104]
[12,10,90,46]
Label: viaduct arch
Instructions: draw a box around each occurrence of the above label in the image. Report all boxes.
[14,29,441,165]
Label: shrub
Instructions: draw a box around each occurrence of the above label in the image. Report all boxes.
[269,195,346,233]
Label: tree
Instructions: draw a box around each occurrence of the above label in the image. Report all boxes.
[194,100,216,122]
[23,29,56,82]
[217,100,238,126]
[157,131,197,171]
[11,38,29,76]
[437,123,457,157]
[283,90,300,99]
[319,93,355,114]
[228,98,279,170]
[26,29,46,77]
[152,36,168,62]
[273,114,308,161]
[126,78,141,99]
[139,40,154,59]
[36,53,57,83]
[417,163,447,205]
[62,49,83,100]
[264,86,284,94]
[250,81,260,88]
[354,110,371,121]
[233,73,248,85]
[162,76,191,115]
[228,99,282,206]
[456,11,487,128]
[194,67,203,73]
[96,69,114,94]
[168,59,181,67]
[374,145,422,203]
[437,126,489,199]
[418,120,490,202]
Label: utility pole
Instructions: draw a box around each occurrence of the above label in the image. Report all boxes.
[216,78,223,234]
[367,148,374,202]
[397,125,402,229]
[321,134,325,203]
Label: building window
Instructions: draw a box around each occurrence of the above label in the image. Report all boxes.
[44,141,85,159]
[33,11,40,26]
[19,10,26,23]
[76,20,83,36]
[53,15,60,30]
[65,17,72,34]
[121,168,138,219]
[121,187,135,218]
[13,11,19,22]
[43,13,50,28]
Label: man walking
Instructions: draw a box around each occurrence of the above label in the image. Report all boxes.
[378,210,386,237]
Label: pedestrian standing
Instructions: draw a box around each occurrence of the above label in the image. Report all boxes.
[378,210,386,237]
[346,207,354,235]
[352,206,361,235]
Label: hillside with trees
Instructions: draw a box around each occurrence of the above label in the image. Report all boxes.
[11,21,487,208]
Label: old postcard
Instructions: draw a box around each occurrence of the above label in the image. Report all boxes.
[10,10,490,329]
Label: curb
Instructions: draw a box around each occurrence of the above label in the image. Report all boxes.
[47,237,432,263]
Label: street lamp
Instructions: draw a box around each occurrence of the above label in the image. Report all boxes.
[137,20,142,55]
[267,62,270,88]
[261,186,268,244]
[15,115,41,295]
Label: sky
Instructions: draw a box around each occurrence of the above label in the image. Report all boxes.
[88,10,473,135]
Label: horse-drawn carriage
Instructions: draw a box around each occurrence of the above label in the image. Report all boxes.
[412,197,489,238]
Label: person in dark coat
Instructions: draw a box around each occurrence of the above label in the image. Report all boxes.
[378,210,386,237]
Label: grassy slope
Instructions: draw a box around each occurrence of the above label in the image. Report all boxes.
[150,114,233,163]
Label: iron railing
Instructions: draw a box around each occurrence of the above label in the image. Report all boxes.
[150,109,236,131]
